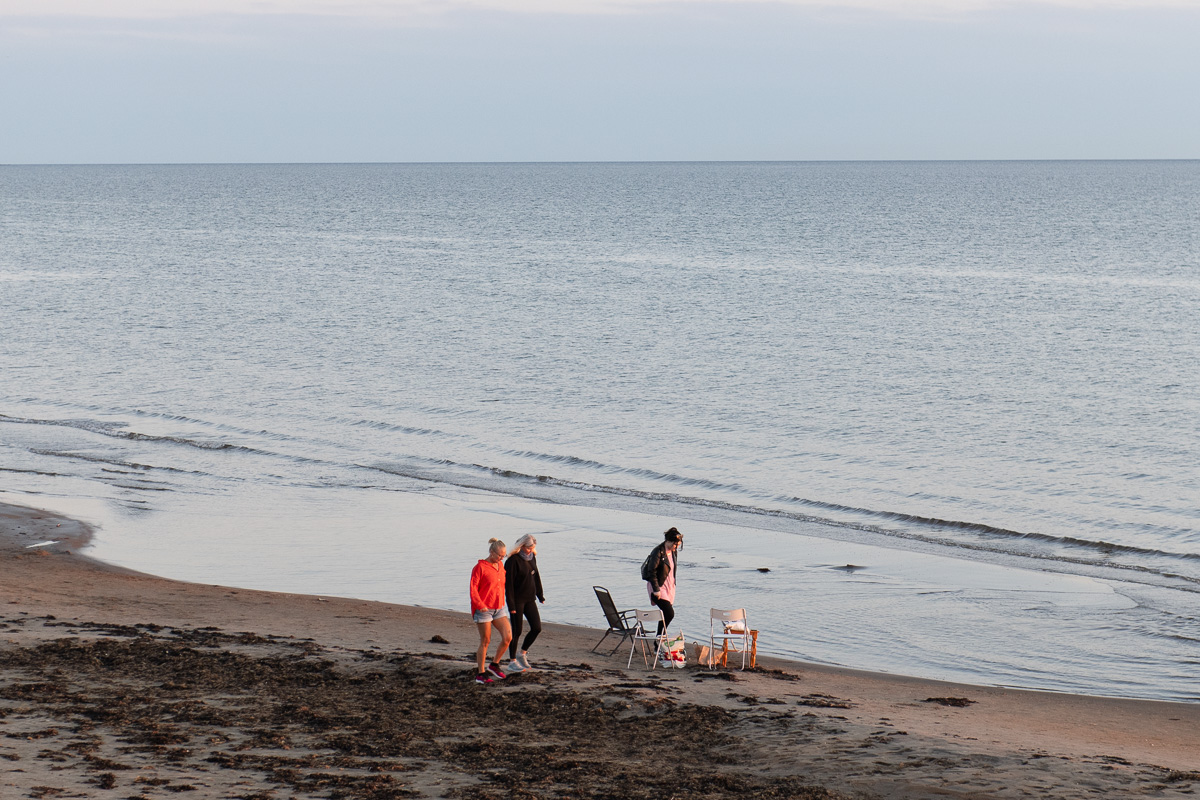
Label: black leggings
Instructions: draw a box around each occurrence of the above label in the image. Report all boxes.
[651,596,674,635]
[509,600,542,659]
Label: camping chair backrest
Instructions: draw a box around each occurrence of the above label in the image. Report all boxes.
[593,586,629,630]
[711,607,747,627]
[634,608,665,634]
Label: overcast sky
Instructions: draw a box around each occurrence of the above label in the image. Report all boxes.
[2,0,1198,162]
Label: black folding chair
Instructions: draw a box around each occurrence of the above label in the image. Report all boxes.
[591,585,639,655]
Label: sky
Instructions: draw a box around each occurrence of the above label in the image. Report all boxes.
[1,0,1198,162]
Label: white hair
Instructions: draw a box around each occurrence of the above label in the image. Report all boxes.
[514,533,537,551]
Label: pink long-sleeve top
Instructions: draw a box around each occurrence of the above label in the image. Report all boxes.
[647,549,676,603]
[470,558,506,613]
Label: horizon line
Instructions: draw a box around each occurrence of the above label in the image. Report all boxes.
[5,158,1199,167]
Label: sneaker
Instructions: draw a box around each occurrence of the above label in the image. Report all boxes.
[517,654,532,670]
[475,672,493,685]
[486,663,507,680]
[506,659,525,673]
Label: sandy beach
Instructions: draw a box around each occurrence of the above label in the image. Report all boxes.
[2,501,1197,799]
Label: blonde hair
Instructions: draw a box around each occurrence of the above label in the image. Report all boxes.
[514,533,537,554]
[488,538,506,556]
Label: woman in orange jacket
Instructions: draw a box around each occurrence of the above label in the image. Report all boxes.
[470,538,514,684]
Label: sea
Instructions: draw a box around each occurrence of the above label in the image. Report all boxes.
[2,161,1198,701]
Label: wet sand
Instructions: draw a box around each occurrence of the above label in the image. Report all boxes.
[2,501,1197,799]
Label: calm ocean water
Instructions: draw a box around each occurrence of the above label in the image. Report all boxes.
[2,162,1198,700]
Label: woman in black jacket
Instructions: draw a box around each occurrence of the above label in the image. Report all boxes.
[643,527,683,634]
[505,533,545,672]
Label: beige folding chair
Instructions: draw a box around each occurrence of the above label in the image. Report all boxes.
[627,608,667,669]
[709,608,751,670]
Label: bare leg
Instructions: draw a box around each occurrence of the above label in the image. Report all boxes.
[475,621,493,674]
[490,616,513,668]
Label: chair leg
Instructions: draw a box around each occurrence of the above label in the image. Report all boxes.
[591,630,611,654]
[631,636,662,669]
[736,634,749,669]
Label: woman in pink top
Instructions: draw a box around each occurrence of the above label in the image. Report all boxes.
[470,538,513,684]
[644,527,683,635]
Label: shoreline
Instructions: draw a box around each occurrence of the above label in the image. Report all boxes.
[27,480,1188,702]
[2,500,1198,798]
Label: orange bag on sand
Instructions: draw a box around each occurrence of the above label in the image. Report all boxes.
[686,642,710,671]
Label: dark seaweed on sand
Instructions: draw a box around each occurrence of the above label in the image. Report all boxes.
[795,694,854,710]
[0,628,846,800]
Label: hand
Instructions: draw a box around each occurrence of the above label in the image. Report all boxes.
[538,598,545,604]
[652,592,660,599]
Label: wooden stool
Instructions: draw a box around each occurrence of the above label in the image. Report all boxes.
[718,629,759,669]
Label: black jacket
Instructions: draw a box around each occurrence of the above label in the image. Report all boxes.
[505,553,545,611]
[643,542,676,593]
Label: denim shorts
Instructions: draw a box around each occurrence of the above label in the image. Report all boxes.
[473,607,508,623]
